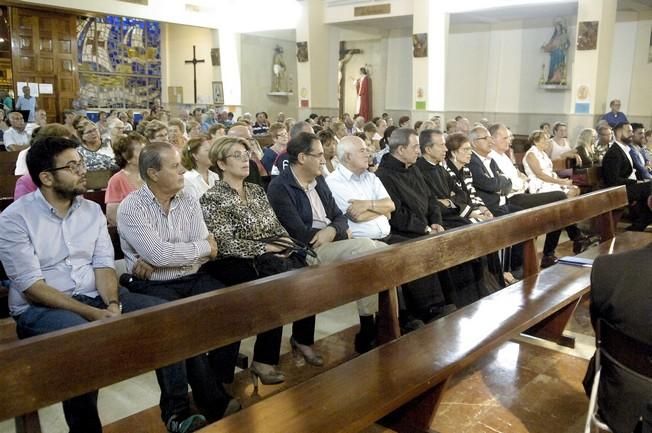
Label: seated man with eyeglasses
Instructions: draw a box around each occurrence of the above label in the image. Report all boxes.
[117,142,241,423]
[0,137,208,433]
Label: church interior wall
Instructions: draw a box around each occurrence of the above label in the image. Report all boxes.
[161,23,216,108]
[626,17,652,120]
[239,34,298,119]
[443,13,652,137]
[384,28,413,112]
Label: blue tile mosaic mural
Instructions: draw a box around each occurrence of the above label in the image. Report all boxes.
[77,15,161,108]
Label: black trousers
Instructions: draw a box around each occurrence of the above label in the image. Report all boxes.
[625,181,652,231]
[381,234,449,320]
[509,191,581,256]
[201,256,316,364]
[126,272,239,423]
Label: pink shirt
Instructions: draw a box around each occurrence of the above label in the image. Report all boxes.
[105,170,138,204]
[14,174,38,200]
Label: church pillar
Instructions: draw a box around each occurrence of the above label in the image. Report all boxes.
[296,0,331,120]
[412,0,449,119]
[569,0,617,116]
[219,29,242,111]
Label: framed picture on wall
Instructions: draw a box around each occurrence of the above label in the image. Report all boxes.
[212,81,224,105]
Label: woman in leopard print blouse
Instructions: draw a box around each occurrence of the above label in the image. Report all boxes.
[200,136,320,390]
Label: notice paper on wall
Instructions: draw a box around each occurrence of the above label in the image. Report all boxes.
[38,83,54,94]
[17,82,39,97]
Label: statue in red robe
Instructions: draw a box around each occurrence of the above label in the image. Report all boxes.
[355,67,372,122]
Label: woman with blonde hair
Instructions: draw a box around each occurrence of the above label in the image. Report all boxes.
[186,119,202,139]
[200,136,317,389]
[182,135,219,200]
[575,127,598,167]
[524,130,579,197]
[144,119,169,142]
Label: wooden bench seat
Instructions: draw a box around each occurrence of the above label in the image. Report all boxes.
[201,231,651,433]
[0,187,629,432]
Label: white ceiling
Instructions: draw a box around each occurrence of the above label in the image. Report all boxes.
[450,2,578,24]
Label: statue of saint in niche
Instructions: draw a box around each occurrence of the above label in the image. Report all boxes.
[272,45,287,92]
[541,18,570,85]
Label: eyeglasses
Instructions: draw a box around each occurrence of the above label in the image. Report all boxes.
[459,146,473,152]
[46,159,86,174]
[82,128,98,135]
[475,136,490,141]
[304,152,324,159]
[226,150,251,161]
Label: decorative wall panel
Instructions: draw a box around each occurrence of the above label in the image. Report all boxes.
[77,16,160,108]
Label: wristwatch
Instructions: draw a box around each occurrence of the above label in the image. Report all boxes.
[108,300,123,313]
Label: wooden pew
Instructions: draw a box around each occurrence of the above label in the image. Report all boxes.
[203,232,648,433]
[0,151,19,175]
[0,187,629,431]
[0,174,19,211]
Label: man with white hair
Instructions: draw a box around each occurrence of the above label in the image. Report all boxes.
[455,117,471,136]
[353,116,365,133]
[4,111,31,151]
[104,117,125,148]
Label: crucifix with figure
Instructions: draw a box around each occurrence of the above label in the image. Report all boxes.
[338,41,362,118]
[185,45,205,104]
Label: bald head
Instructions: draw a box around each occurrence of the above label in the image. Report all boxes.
[228,125,252,140]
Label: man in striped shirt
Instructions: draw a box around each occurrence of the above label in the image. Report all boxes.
[117,142,240,422]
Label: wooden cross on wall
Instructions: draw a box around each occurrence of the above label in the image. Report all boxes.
[185,45,205,104]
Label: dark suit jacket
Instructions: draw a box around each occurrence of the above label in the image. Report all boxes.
[267,167,349,246]
[468,152,512,214]
[601,142,638,187]
[585,243,652,433]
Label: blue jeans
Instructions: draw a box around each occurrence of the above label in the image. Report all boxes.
[15,287,191,433]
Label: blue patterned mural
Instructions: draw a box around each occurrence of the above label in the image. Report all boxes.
[77,16,161,108]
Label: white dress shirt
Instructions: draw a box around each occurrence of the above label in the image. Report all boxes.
[614,141,637,181]
[183,169,219,201]
[325,164,391,239]
[488,150,527,196]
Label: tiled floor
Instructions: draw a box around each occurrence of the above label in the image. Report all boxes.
[0,235,600,433]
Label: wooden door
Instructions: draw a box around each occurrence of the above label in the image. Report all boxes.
[10,7,79,124]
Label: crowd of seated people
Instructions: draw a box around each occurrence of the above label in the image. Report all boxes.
[0,100,651,433]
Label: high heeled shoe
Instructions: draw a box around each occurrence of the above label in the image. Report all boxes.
[290,337,324,367]
[249,361,285,390]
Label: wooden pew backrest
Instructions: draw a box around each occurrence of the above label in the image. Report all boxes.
[0,186,628,421]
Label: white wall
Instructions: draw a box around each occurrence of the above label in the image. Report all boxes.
[626,17,652,120]
[240,34,298,118]
[447,19,576,116]
[385,28,413,111]
[162,24,218,106]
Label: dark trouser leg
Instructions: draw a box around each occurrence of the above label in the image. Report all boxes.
[292,316,316,346]
[253,327,284,365]
[509,192,568,258]
[15,306,102,433]
[626,181,652,231]
[402,273,447,321]
[185,355,229,423]
[542,230,562,256]
[126,274,236,418]
[565,224,582,240]
[119,289,192,422]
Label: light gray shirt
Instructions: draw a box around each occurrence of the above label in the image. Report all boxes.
[0,190,114,316]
